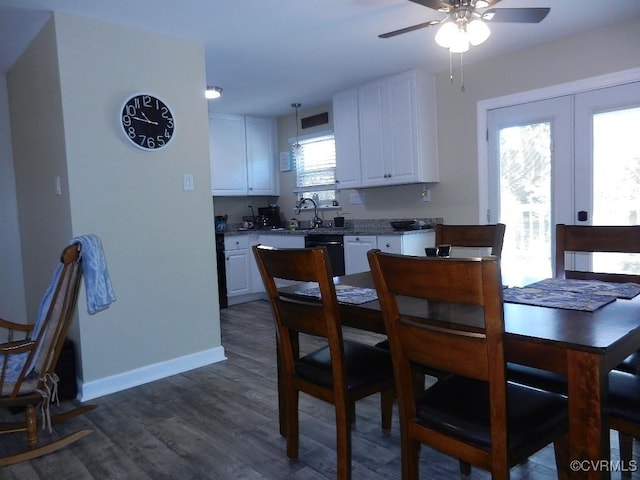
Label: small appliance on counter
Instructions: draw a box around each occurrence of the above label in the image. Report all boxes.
[257,205,281,229]
[215,215,228,232]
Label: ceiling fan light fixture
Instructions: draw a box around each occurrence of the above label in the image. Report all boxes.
[448,29,470,53]
[474,0,490,8]
[205,86,223,99]
[435,21,457,48]
[467,19,491,45]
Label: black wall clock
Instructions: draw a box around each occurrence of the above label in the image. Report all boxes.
[121,93,175,150]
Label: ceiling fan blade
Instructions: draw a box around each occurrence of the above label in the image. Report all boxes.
[379,20,441,39]
[409,0,503,11]
[482,7,550,23]
[408,0,451,11]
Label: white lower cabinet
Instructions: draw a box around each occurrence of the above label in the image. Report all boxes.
[345,232,435,275]
[252,235,306,293]
[377,232,435,256]
[225,231,435,304]
[344,235,377,275]
[224,235,252,298]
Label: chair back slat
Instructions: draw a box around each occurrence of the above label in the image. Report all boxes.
[253,245,345,381]
[398,324,489,380]
[276,299,330,338]
[435,223,506,257]
[555,224,640,283]
[368,251,504,383]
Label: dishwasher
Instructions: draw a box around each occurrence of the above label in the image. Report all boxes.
[305,234,345,276]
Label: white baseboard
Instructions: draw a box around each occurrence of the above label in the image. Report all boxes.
[78,346,227,401]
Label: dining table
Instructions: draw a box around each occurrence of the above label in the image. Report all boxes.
[280,271,640,480]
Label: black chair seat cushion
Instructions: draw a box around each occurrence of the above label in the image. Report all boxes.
[295,339,393,390]
[508,364,640,424]
[415,376,567,452]
[507,363,568,396]
[616,351,640,375]
[608,370,640,424]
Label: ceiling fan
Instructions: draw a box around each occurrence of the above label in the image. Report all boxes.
[379,0,550,50]
[380,0,549,91]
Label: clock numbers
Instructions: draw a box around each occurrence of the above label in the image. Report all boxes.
[121,94,175,151]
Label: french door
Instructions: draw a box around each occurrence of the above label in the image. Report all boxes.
[487,81,640,287]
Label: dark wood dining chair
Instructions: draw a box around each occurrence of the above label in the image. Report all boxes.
[368,250,569,480]
[253,244,395,480]
[555,223,640,284]
[434,223,507,257]
[0,242,95,466]
[380,223,507,382]
[509,223,640,475]
[555,223,640,374]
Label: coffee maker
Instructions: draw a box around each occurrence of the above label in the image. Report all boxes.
[257,205,281,229]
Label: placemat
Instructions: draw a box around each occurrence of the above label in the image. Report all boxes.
[526,278,640,299]
[293,285,378,305]
[503,286,616,312]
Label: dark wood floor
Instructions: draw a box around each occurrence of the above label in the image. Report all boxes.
[1,299,638,479]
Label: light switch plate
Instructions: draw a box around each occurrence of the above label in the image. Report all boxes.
[183,173,194,191]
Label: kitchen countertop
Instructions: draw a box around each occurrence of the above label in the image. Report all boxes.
[225,226,434,236]
[221,217,441,237]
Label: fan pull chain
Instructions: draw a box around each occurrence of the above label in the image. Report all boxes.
[460,53,465,92]
[449,51,454,84]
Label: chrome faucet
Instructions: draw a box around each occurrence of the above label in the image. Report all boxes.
[298,197,322,228]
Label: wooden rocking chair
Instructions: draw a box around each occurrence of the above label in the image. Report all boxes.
[0,242,96,466]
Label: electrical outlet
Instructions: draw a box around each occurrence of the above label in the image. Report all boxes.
[55,176,62,196]
[422,186,430,202]
[350,192,364,205]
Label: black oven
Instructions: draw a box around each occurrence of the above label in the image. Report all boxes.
[215,233,228,309]
[305,234,345,276]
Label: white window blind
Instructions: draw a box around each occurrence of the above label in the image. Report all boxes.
[295,135,336,189]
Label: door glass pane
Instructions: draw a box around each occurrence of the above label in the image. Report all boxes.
[499,122,552,286]
[592,106,640,274]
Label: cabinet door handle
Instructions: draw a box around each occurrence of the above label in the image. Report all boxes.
[386,243,391,248]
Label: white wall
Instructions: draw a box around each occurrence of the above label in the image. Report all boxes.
[0,75,26,324]
[8,13,223,400]
[8,19,69,320]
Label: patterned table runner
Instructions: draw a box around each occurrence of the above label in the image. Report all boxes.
[294,284,378,305]
[503,286,616,312]
[526,278,640,300]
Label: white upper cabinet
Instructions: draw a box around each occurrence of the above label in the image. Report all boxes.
[333,88,362,189]
[209,113,279,196]
[332,68,439,189]
[245,116,279,196]
[209,113,247,196]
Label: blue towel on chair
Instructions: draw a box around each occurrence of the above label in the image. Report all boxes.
[72,234,116,315]
[3,236,115,381]
[3,264,62,381]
